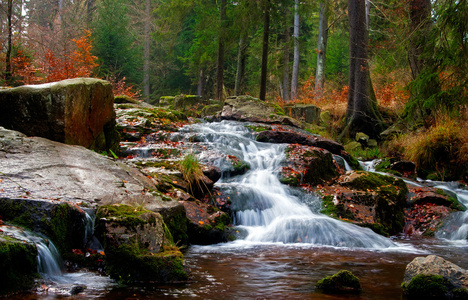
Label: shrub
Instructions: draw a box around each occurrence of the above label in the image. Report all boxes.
[179,153,205,195]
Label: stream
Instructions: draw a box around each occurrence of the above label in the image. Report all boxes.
[10,120,468,299]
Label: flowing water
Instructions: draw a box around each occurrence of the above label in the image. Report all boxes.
[9,120,468,299]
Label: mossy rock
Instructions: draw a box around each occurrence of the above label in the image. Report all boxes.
[316,270,361,294]
[0,199,86,254]
[0,236,38,295]
[402,274,454,299]
[95,204,188,283]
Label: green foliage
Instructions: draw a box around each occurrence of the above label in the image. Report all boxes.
[179,153,205,195]
[92,0,142,84]
[406,0,468,120]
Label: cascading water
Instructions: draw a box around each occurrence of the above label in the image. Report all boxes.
[433,182,468,242]
[1,226,62,278]
[182,121,396,249]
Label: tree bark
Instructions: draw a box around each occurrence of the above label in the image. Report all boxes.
[408,0,432,80]
[259,0,270,101]
[315,1,328,100]
[5,0,13,82]
[216,0,227,100]
[143,0,151,101]
[197,68,204,97]
[343,0,384,140]
[291,0,300,100]
[282,4,291,101]
[234,33,248,96]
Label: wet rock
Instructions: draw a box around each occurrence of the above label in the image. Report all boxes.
[0,198,85,254]
[95,204,188,283]
[0,234,38,296]
[355,132,369,146]
[0,78,118,153]
[404,186,464,236]
[70,285,86,295]
[257,130,344,155]
[203,165,222,184]
[402,255,468,299]
[316,270,361,294]
[318,171,408,236]
[280,144,340,186]
[181,201,231,245]
[390,160,416,177]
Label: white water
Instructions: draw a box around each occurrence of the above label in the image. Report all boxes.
[1,226,63,278]
[360,158,468,243]
[185,121,397,249]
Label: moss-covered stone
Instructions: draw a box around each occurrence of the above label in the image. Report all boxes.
[0,199,85,254]
[316,270,361,294]
[95,204,188,283]
[319,171,407,236]
[402,274,453,299]
[0,236,38,295]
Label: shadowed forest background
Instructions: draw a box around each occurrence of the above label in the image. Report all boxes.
[1,0,467,181]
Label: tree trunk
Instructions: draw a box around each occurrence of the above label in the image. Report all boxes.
[259,0,270,101]
[216,0,227,100]
[291,0,299,100]
[408,0,432,80]
[5,0,13,82]
[143,0,151,101]
[315,0,328,100]
[197,68,204,97]
[282,4,291,101]
[342,0,384,140]
[234,33,248,96]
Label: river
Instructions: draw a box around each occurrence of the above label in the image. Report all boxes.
[10,120,468,299]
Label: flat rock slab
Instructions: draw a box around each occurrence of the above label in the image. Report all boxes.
[0,127,181,216]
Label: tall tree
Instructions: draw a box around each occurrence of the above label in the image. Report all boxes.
[216,0,227,100]
[290,0,299,100]
[259,0,271,100]
[143,0,151,101]
[4,0,12,82]
[342,0,384,139]
[281,2,291,101]
[315,0,329,99]
[408,0,432,81]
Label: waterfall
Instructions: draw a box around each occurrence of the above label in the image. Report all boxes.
[434,183,468,241]
[1,226,63,278]
[185,121,396,249]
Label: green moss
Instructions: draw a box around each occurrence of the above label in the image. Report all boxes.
[0,239,38,295]
[165,213,189,245]
[232,160,250,174]
[320,195,354,220]
[435,189,466,211]
[97,204,157,230]
[402,274,453,299]
[246,125,271,132]
[453,288,468,299]
[46,203,85,254]
[0,201,34,230]
[272,103,285,116]
[105,244,188,284]
[316,270,361,294]
[280,176,300,186]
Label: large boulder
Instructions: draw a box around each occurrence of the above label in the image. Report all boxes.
[95,204,188,283]
[0,78,118,153]
[283,104,321,125]
[220,96,301,126]
[318,171,408,236]
[402,255,468,299]
[280,144,340,186]
[257,129,345,155]
[316,270,362,294]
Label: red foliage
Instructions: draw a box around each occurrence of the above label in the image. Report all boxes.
[11,50,43,85]
[106,75,141,100]
[42,30,98,82]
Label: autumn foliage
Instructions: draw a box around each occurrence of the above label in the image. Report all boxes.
[42,30,98,82]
